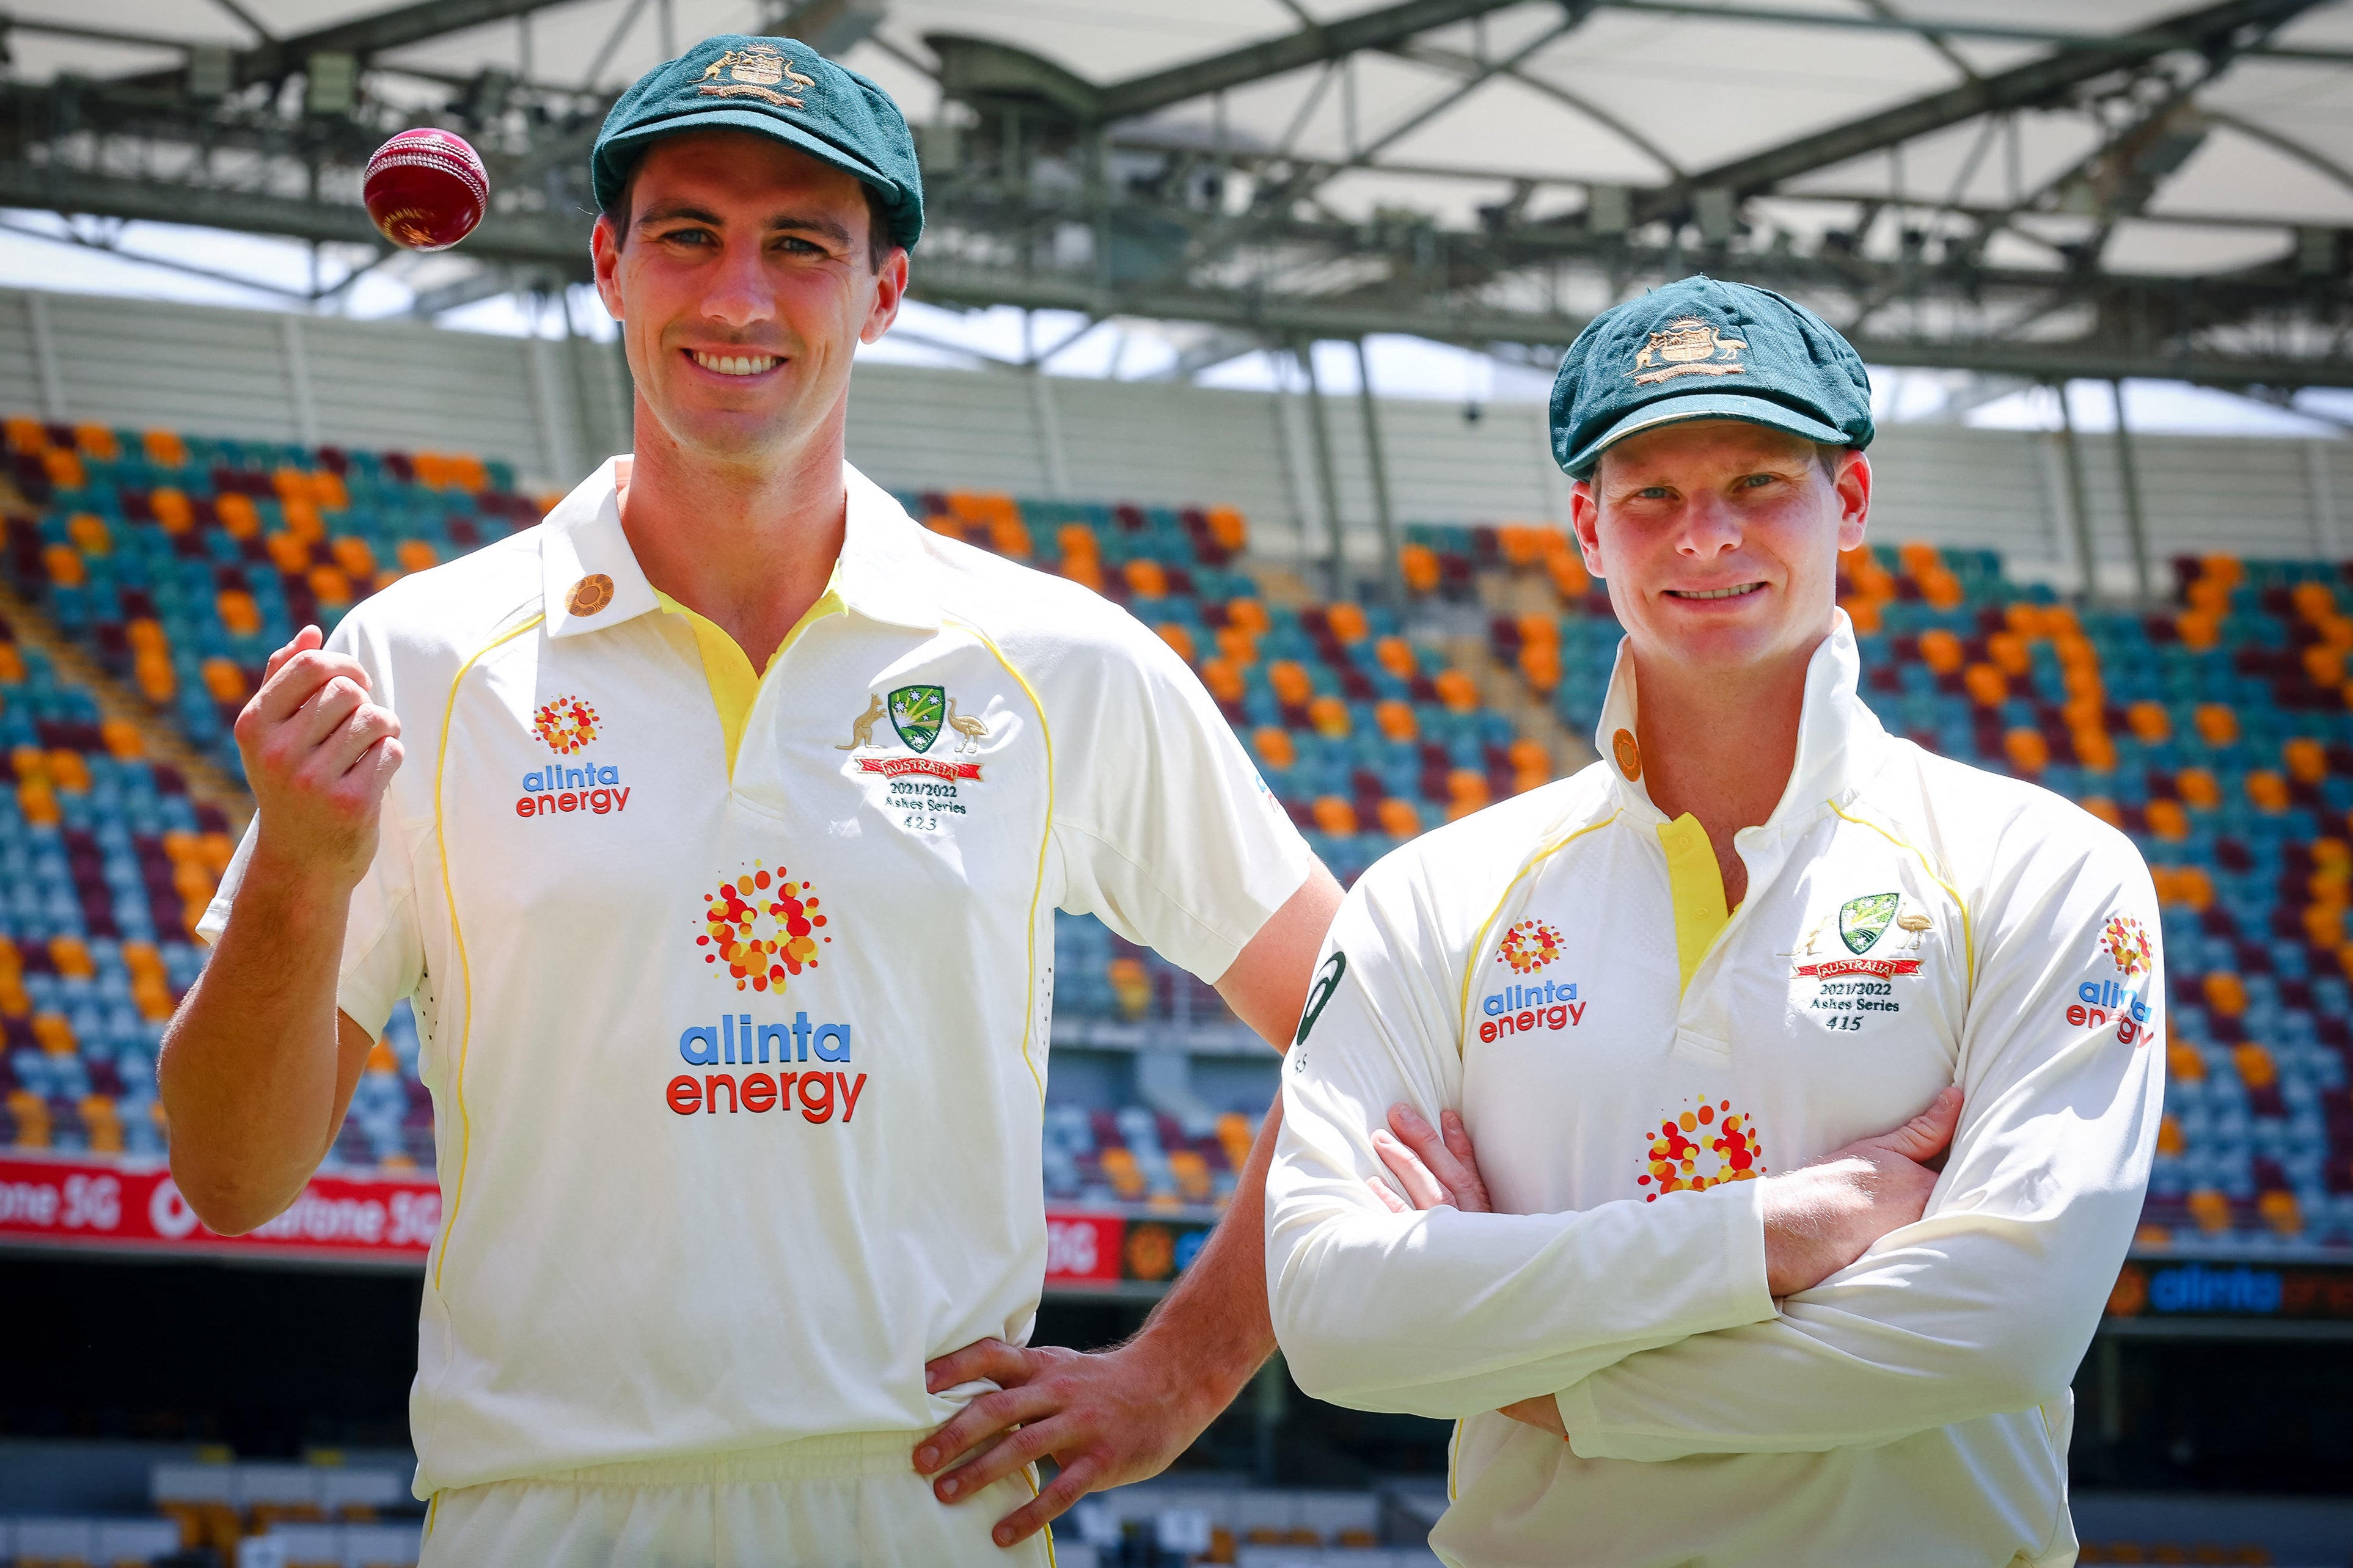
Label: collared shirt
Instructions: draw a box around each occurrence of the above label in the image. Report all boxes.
[203,458,1312,1495]
[1267,613,2164,1568]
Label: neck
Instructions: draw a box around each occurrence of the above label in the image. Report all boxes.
[616,392,849,673]
[1631,628,1827,907]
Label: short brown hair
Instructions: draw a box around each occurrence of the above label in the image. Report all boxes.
[600,159,895,272]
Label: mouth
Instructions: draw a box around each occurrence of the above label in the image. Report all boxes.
[1666,582,1766,601]
[685,349,781,377]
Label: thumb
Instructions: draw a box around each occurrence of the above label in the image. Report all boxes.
[1870,1085,1962,1164]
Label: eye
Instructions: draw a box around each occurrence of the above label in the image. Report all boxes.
[653,226,712,248]
[1636,485,1672,500]
[775,235,827,255]
[1737,472,1779,489]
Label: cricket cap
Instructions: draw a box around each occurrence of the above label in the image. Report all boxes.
[1550,275,1873,480]
[592,34,923,251]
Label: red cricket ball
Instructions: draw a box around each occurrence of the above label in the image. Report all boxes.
[363,128,488,252]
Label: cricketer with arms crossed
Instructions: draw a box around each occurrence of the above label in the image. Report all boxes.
[159,34,1339,1565]
[1267,277,2164,1567]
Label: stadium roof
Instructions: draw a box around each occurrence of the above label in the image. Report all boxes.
[7,0,2353,388]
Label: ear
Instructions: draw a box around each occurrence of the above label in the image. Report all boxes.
[1570,476,1605,578]
[1833,450,1872,553]
[862,247,908,345]
[591,214,626,323]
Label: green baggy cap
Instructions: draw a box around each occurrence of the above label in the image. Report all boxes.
[1550,276,1873,479]
[592,34,924,251]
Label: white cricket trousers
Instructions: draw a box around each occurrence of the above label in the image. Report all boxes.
[419,1432,1056,1568]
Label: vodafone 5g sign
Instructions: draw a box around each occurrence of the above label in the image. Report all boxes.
[0,1153,442,1264]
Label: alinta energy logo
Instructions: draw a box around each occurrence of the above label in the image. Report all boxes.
[697,862,828,993]
[534,695,599,754]
[669,861,862,1125]
[1495,919,1562,974]
[516,693,630,821]
[1638,1098,1767,1201]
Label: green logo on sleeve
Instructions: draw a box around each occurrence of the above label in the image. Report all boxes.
[1838,892,1901,954]
[887,685,945,753]
[1294,950,1348,1048]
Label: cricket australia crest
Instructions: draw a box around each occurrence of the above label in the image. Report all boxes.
[1837,892,1900,955]
[698,43,816,108]
[888,685,945,754]
[1630,317,1748,385]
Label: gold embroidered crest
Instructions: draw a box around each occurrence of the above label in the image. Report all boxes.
[696,44,816,108]
[1628,317,1748,385]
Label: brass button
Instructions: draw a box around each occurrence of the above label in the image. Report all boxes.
[1612,727,1642,781]
[566,573,615,618]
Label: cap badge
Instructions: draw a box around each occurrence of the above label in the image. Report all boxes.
[1629,317,1748,386]
[1612,727,1642,781]
[698,44,815,108]
[566,573,615,618]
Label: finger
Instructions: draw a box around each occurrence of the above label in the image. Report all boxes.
[318,703,401,781]
[1371,1128,1454,1211]
[1438,1110,1495,1214]
[987,1453,1101,1547]
[1872,1085,1963,1164]
[1389,1104,1480,1200]
[260,625,323,687]
[924,1338,1033,1396]
[293,677,370,753]
[1366,1174,1407,1213]
[252,649,370,725]
[915,1380,1058,1475]
[934,1413,1059,1502]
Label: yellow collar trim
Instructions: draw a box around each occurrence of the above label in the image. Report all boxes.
[653,563,846,776]
[1656,812,1730,995]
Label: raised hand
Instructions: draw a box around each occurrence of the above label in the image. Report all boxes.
[233,625,403,889]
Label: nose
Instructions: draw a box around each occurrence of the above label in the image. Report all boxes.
[1674,489,1743,560]
[700,238,776,333]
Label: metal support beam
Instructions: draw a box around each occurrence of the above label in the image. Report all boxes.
[2108,380,2154,607]
[2051,381,2102,603]
[122,0,576,92]
[1634,0,2326,222]
[1296,341,1348,599]
[1352,338,1402,608]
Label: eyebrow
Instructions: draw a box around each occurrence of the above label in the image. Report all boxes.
[634,202,853,246]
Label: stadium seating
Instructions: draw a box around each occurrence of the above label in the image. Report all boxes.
[12,412,2353,1253]
[0,416,550,779]
[1411,522,2353,1250]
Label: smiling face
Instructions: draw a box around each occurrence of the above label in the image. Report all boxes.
[1571,418,1871,680]
[591,129,906,470]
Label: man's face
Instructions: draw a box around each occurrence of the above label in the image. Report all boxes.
[591,130,906,467]
[1570,420,1870,677]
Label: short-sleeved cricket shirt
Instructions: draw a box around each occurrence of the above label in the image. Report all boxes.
[203,457,1313,1495]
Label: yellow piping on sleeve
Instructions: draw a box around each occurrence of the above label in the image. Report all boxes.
[1656,812,1730,995]
[945,617,1053,1106]
[1456,809,1621,1041]
[431,611,545,1293]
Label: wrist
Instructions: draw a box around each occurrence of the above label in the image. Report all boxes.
[244,832,362,907]
[1125,1314,1270,1421]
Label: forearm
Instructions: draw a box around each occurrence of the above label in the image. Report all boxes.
[1268,1175,1776,1419]
[1123,1096,1282,1421]
[1559,1187,2143,1460]
[159,843,357,1233]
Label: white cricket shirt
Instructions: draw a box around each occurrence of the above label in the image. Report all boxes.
[1267,613,2164,1568]
[203,458,1312,1495]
